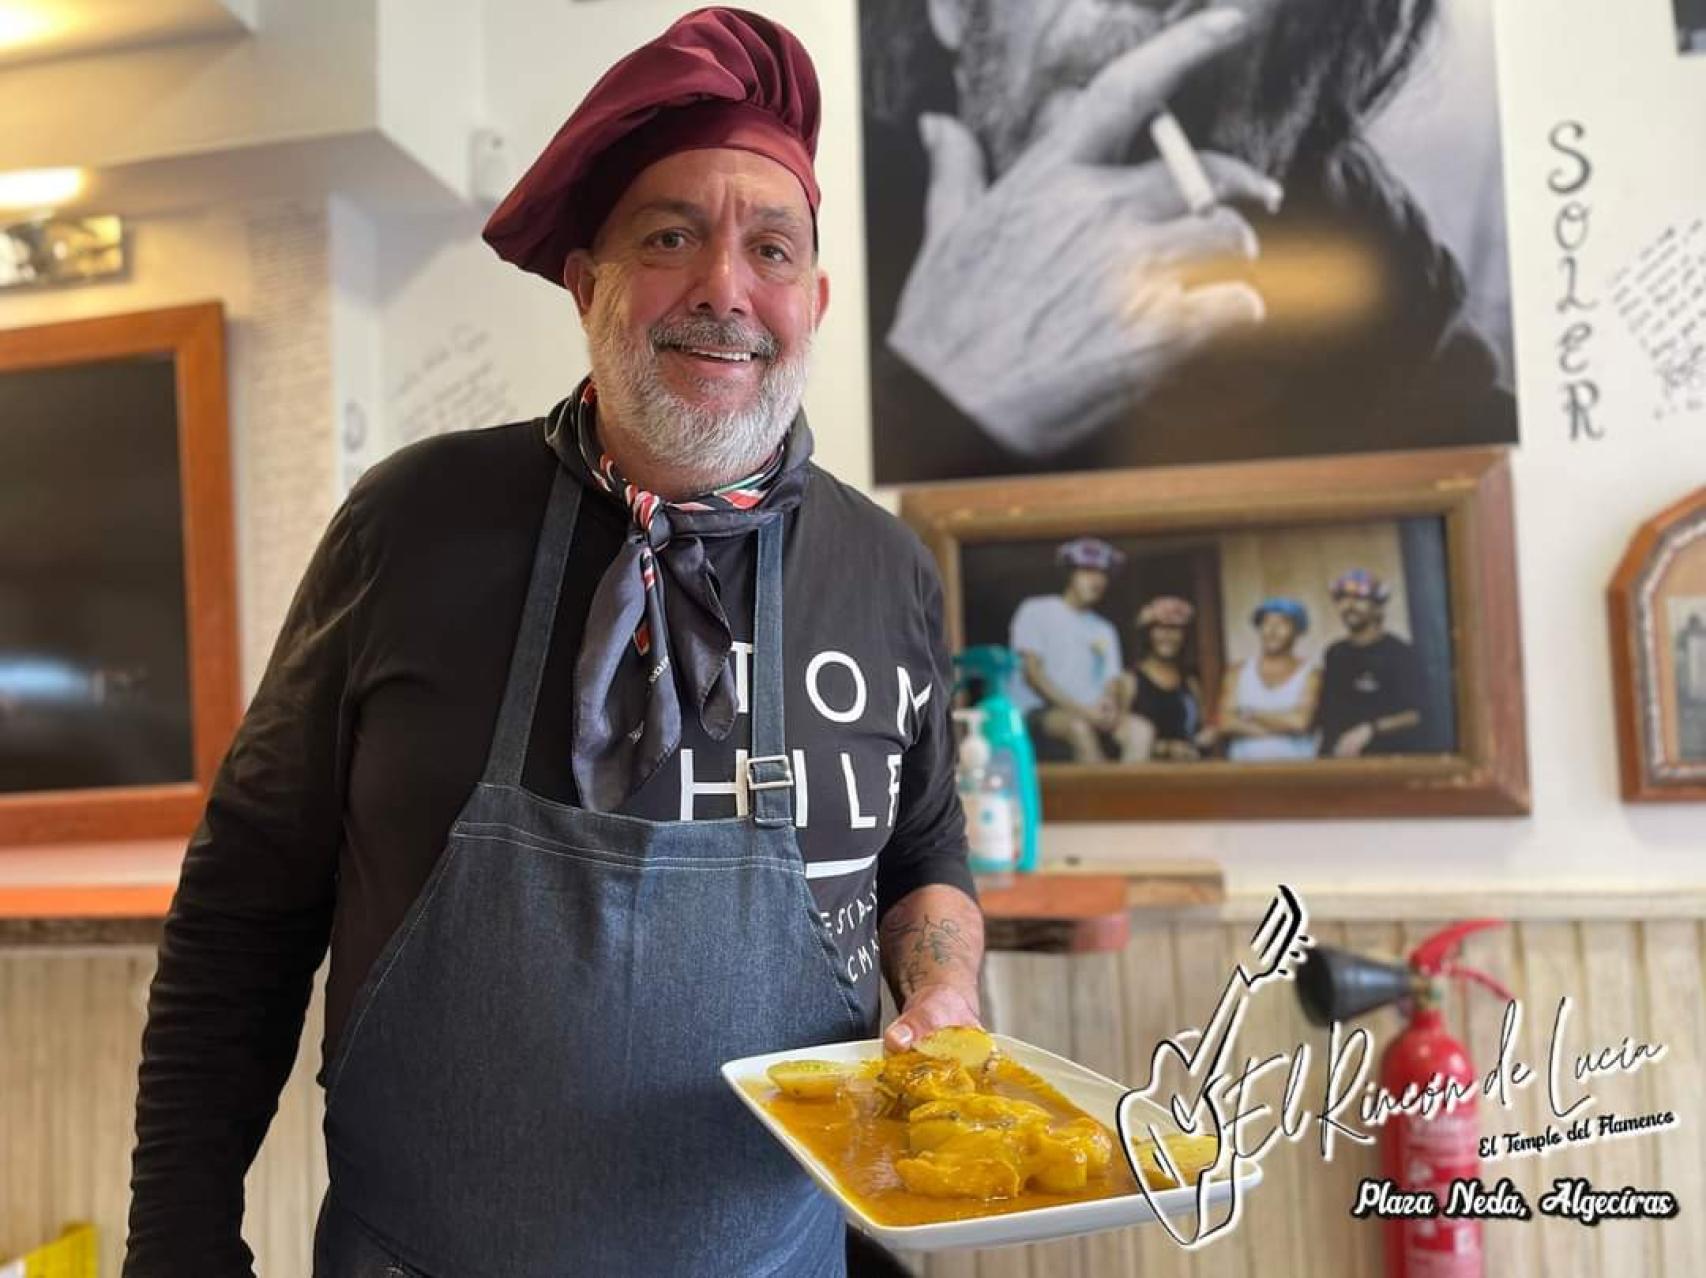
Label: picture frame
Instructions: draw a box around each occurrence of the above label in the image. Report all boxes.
[0,301,240,845]
[900,447,1529,820]
[1608,484,1706,801]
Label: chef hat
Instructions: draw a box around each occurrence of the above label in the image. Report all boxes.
[1251,596,1310,634]
[1137,596,1196,629]
[1329,569,1391,603]
[482,7,822,287]
[1055,537,1126,573]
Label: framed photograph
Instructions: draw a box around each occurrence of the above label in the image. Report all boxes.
[1609,485,1706,801]
[858,0,1515,484]
[0,302,240,845]
[900,447,1528,820]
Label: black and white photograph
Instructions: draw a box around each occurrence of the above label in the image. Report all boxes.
[859,0,1517,483]
[957,516,1458,765]
[1672,597,1706,760]
[1678,0,1706,53]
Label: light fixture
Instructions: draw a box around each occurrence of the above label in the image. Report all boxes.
[1,214,125,290]
[0,5,56,53]
[0,167,86,215]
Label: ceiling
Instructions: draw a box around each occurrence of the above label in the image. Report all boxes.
[0,0,251,69]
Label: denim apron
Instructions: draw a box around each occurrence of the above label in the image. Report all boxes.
[313,468,867,1277]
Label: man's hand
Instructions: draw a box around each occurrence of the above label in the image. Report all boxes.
[887,8,1282,458]
[1088,694,1125,734]
[886,982,983,1054]
[878,885,985,1053]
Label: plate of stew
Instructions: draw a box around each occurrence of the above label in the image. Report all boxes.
[722,1028,1259,1252]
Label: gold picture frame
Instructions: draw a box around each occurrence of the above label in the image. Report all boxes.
[0,302,240,845]
[901,447,1529,820]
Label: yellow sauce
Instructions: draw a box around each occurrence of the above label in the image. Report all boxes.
[749,1071,1140,1227]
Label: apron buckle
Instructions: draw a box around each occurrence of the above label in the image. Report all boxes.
[746,753,794,790]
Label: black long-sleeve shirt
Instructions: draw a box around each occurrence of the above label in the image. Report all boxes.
[125,413,974,1274]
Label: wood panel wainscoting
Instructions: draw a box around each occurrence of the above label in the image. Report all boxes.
[2,892,1701,1277]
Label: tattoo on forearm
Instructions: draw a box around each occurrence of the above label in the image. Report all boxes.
[883,913,977,998]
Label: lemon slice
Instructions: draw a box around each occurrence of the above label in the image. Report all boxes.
[1129,1133,1220,1189]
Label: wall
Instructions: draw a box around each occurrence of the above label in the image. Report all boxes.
[0,0,377,174]
[376,0,483,200]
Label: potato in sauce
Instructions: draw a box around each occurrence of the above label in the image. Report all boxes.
[755,1030,1143,1227]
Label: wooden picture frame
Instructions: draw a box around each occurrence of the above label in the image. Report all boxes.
[1608,485,1706,802]
[901,447,1529,820]
[0,302,239,845]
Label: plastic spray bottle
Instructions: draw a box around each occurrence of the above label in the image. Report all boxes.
[952,708,1020,883]
[951,645,1041,872]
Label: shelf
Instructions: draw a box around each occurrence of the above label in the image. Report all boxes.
[979,861,1224,953]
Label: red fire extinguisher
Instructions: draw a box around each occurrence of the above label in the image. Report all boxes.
[1297,919,1514,1278]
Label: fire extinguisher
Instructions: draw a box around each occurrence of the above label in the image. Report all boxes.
[1296,920,1514,1278]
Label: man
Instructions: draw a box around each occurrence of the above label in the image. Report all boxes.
[1314,569,1424,757]
[859,0,1516,482]
[124,11,981,1277]
[1008,537,1126,762]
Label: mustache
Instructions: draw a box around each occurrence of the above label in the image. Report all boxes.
[649,316,780,360]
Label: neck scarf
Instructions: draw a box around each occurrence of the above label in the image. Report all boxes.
[545,377,814,811]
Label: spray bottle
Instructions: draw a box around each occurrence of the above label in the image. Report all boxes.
[952,708,1020,883]
[952,645,1041,872]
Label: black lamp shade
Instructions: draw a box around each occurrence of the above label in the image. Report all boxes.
[1295,946,1414,1026]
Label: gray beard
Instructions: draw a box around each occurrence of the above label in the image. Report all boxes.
[586,303,812,485]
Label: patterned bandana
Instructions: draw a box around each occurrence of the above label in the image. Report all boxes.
[545,377,814,811]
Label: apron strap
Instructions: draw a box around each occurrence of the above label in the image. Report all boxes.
[748,512,793,828]
[486,466,582,788]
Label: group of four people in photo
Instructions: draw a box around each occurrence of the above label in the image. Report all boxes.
[1010,539,1427,764]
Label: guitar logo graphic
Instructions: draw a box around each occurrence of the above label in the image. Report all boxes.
[1114,886,1313,1247]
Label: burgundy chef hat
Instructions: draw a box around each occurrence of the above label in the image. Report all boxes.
[482,6,821,288]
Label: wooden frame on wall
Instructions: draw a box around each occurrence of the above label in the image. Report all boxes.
[0,301,240,845]
[1608,484,1706,802]
[901,447,1529,820]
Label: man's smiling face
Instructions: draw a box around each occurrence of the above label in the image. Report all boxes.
[1335,593,1378,634]
[566,147,829,484]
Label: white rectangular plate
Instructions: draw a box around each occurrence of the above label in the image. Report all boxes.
[721,1032,1260,1252]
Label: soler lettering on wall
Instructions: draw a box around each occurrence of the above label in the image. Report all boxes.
[1548,120,1601,443]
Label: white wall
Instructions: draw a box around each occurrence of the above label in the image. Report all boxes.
[0,0,377,174]
[329,196,385,497]
[376,0,483,199]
